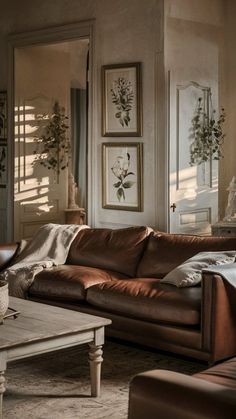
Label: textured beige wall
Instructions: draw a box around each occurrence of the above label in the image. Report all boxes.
[166,0,224,26]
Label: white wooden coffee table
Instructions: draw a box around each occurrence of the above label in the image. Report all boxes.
[0,297,111,418]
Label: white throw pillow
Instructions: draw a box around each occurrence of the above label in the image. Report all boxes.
[160,251,236,288]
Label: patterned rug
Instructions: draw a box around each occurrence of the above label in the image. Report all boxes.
[3,339,204,419]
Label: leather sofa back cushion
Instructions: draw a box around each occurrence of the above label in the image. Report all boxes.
[137,232,236,278]
[67,226,150,277]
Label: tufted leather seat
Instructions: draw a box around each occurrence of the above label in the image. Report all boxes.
[29,265,127,302]
[0,243,18,271]
[87,278,201,326]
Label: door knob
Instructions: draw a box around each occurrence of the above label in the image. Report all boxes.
[170,203,177,212]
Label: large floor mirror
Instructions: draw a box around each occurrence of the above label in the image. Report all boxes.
[8,22,94,241]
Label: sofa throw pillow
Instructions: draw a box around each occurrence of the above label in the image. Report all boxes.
[160,251,236,288]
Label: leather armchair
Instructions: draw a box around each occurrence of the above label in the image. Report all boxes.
[0,243,19,271]
[128,358,236,419]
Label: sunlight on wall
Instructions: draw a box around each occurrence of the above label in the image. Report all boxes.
[14,104,51,201]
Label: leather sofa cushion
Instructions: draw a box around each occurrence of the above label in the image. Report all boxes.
[29,265,127,301]
[67,226,150,277]
[194,357,236,389]
[137,231,236,278]
[86,278,201,326]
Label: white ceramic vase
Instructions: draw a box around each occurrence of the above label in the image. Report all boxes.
[0,280,9,324]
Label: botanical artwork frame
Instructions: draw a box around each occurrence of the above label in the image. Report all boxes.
[102,142,143,211]
[102,63,142,137]
[0,142,7,187]
[0,91,7,140]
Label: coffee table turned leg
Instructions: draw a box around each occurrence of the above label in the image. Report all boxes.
[0,354,7,419]
[89,344,103,397]
[0,370,6,419]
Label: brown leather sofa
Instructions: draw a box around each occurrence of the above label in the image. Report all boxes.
[1,226,236,363]
[128,357,236,419]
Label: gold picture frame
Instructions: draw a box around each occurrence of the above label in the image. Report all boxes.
[0,142,7,187]
[0,91,7,140]
[102,142,143,211]
[102,63,142,137]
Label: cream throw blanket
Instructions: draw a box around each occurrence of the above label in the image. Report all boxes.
[203,262,236,289]
[1,223,89,298]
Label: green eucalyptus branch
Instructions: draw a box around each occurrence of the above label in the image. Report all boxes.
[111,77,134,128]
[189,97,226,166]
[33,101,70,174]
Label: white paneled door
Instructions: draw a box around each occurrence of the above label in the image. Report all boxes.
[168,77,218,235]
[14,95,67,241]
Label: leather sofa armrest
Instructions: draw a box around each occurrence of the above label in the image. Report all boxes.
[0,243,19,272]
[201,273,236,363]
[128,369,236,419]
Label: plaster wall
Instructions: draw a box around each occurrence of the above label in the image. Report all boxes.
[166,0,224,26]
[0,0,163,238]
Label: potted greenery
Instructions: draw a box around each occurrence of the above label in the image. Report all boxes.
[33,101,81,208]
[33,101,70,174]
[189,96,226,166]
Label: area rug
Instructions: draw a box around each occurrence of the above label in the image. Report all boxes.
[3,340,204,419]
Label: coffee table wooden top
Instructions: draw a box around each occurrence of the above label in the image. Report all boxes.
[0,297,111,415]
[0,297,111,351]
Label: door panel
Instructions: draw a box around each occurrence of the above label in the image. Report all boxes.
[14,95,67,241]
[169,77,218,235]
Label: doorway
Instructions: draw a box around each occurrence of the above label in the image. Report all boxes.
[7,21,94,241]
[168,75,218,235]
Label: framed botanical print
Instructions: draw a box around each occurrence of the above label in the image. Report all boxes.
[102,63,142,136]
[0,91,7,140]
[102,142,143,211]
[0,142,7,187]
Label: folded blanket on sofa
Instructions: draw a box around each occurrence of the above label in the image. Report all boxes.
[0,223,89,298]
[203,263,236,288]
